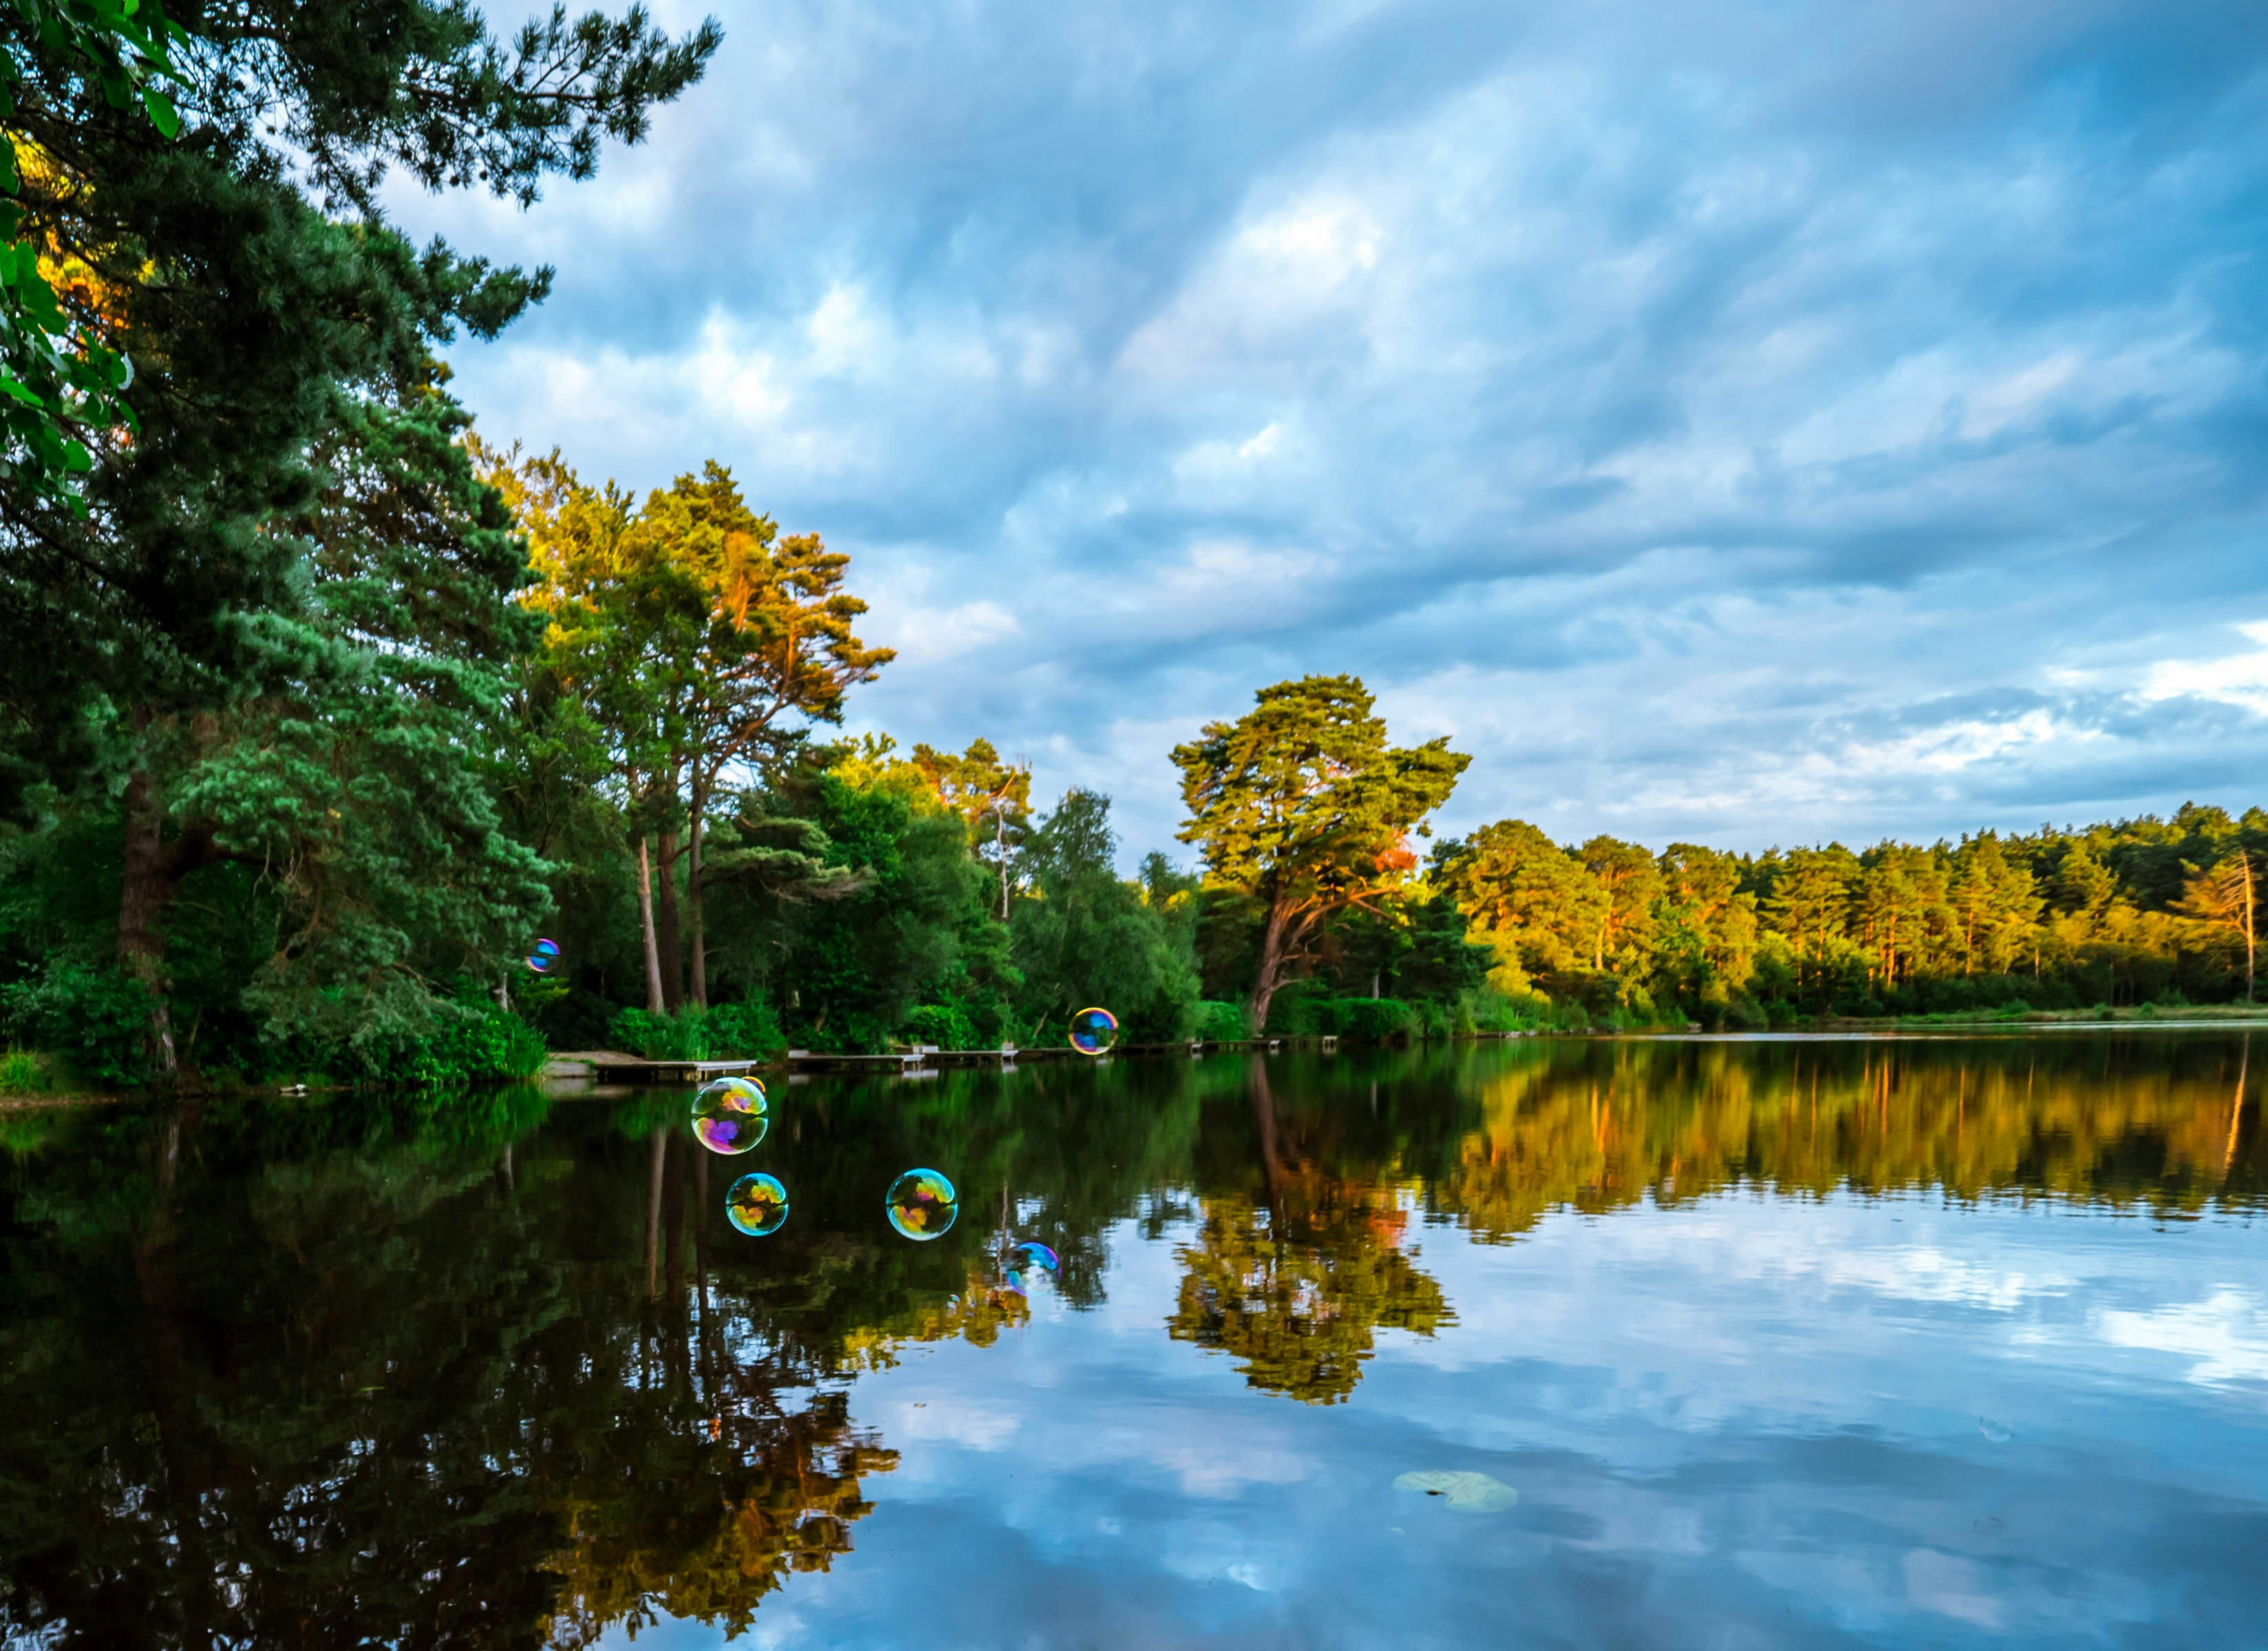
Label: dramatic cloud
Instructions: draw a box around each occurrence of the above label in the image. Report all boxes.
[396,0,2268,860]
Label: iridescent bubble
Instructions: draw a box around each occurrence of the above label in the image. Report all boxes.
[725,1172,789,1237]
[885,1167,959,1241]
[1009,1240,1059,1273]
[691,1076,768,1156]
[526,937,561,974]
[1005,1238,1060,1296]
[1068,1006,1118,1056]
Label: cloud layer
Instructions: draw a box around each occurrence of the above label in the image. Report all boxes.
[394,0,2268,861]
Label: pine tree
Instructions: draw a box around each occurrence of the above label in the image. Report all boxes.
[1173,676,1466,1034]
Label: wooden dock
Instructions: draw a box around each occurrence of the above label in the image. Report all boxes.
[545,1051,767,1083]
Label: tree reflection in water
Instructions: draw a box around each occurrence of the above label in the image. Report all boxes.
[0,1034,2256,1643]
[1168,1062,1452,1403]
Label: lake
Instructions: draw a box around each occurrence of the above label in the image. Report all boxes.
[3,1033,2262,1648]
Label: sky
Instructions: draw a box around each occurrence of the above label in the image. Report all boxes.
[390,0,2268,865]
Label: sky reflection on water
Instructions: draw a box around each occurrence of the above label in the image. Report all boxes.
[2,1034,2262,1648]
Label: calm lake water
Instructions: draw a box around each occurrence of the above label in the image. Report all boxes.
[3,1033,2265,1648]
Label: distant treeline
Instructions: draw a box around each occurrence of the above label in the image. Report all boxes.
[1430,803,2267,1028]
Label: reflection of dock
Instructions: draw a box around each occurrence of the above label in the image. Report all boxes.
[544,1026,1552,1087]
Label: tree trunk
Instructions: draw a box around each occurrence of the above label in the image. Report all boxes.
[1246,900,1295,1035]
[656,829,685,1011]
[996,806,1009,922]
[687,802,708,1010]
[635,836,665,1013]
[118,759,182,1078]
[2245,853,2256,1003]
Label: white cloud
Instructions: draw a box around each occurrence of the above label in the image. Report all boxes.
[2097,1289,2268,1387]
[382,0,2268,863]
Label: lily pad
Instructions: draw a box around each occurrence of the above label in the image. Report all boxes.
[1393,1470,1519,1512]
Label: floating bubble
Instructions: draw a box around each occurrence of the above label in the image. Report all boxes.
[1005,1239,1060,1295]
[1393,1470,1519,1512]
[526,937,561,974]
[886,1167,959,1241]
[1978,1418,2013,1444]
[691,1076,768,1156]
[1069,1006,1119,1056]
[725,1171,789,1237]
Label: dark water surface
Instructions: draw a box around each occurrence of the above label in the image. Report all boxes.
[4,1033,2265,1648]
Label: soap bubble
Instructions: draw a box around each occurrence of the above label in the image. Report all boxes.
[885,1167,959,1241]
[691,1076,768,1156]
[1005,1239,1060,1296]
[1069,1006,1118,1056]
[725,1172,789,1237]
[526,937,561,974]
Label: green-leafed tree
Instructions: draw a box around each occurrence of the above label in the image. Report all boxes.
[1173,676,1467,1034]
[1440,820,1605,995]
[1010,789,1199,1044]
[1,2,718,1072]
[1654,843,1758,1013]
[504,451,890,1013]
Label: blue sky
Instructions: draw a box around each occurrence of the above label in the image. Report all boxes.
[396,0,2268,863]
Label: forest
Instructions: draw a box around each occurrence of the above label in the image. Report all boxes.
[1,0,2265,1095]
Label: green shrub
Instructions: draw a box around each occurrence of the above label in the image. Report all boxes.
[613,1000,791,1061]
[394,1002,548,1085]
[613,1006,709,1061]
[0,1047,54,1094]
[1316,997,1412,1040]
[705,998,786,1059]
[901,1002,976,1049]
[1195,1000,1248,1042]
[0,961,157,1088]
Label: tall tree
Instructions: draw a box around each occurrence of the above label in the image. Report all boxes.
[912,738,1029,922]
[1440,821,1607,993]
[1173,676,1467,1033]
[1010,788,1199,1043]
[509,454,889,1011]
[1654,843,1758,1004]
[1579,834,1661,975]
[1767,846,1858,995]
[2177,850,2258,1002]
